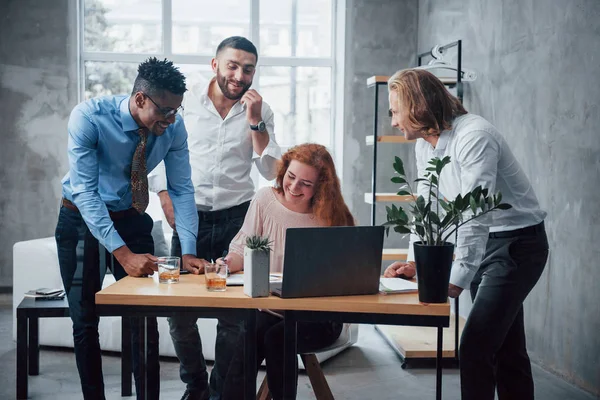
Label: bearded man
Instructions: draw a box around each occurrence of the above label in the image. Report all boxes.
[149,36,281,400]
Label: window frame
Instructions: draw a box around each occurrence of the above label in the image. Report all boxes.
[77,0,341,154]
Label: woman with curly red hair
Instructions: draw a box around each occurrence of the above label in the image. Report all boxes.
[219,143,354,399]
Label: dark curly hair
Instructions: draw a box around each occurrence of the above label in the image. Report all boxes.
[131,57,187,96]
[216,36,258,61]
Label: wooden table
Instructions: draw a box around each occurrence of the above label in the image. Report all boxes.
[95,274,450,400]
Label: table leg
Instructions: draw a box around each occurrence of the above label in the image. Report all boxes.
[28,316,39,376]
[138,317,147,400]
[436,325,443,400]
[17,312,28,399]
[122,317,132,396]
[244,309,257,400]
[283,311,297,400]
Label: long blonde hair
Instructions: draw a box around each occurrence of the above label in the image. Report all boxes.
[388,69,467,136]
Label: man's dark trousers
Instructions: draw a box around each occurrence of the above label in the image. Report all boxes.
[55,205,160,400]
[460,222,549,400]
[168,201,249,399]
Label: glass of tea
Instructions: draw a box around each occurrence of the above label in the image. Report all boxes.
[205,261,228,292]
[157,256,180,284]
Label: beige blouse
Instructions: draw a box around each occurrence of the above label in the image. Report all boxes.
[229,187,322,273]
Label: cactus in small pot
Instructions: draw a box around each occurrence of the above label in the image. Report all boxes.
[243,235,273,298]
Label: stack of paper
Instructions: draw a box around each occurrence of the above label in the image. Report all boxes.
[379,278,418,295]
[226,273,283,286]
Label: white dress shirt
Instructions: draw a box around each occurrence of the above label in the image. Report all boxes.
[407,113,547,289]
[149,78,281,211]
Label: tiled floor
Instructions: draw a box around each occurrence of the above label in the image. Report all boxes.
[1,293,596,399]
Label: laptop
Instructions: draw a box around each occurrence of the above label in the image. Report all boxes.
[270,226,384,298]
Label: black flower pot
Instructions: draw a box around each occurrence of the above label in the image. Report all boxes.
[413,241,454,303]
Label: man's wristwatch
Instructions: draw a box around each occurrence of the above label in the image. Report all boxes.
[249,121,266,132]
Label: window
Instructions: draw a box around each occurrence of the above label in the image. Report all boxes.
[80,0,337,150]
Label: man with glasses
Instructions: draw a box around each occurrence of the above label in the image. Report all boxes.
[56,57,205,400]
[149,36,281,400]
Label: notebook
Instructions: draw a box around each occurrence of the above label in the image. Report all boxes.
[379,277,418,295]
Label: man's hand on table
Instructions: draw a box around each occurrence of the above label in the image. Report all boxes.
[383,261,416,279]
[183,255,210,274]
[113,246,158,277]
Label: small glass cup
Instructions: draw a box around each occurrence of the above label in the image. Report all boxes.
[157,256,180,284]
[205,262,228,292]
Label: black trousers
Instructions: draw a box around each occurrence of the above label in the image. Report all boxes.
[222,312,343,400]
[55,205,159,400]
[168,202,248,397]
[460,222,549,400]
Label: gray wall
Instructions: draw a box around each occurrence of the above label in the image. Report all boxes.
[418,0,600,394]
[2,0,599,394]
[342,0,419,255]
[0,0,77,287]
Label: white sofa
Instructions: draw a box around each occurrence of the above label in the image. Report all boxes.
[12,225,357,364]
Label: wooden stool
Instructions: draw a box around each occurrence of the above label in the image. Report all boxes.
[256,323,356,400]
[256,353,334,400]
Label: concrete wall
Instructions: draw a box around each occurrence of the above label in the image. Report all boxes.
[342,0,419,255]
[0,0,78,287]
[418,0,600,394]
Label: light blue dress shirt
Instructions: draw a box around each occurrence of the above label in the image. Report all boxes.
[61,95,198,255]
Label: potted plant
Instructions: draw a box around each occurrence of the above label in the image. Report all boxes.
[243,235,273,298]
[384,155,511,303]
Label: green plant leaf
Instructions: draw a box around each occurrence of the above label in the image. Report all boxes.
[462,193,472,212]
[472,186,482,202]
[430,175,438,186]
[439,199,451,212]
[391,176,406,184]
[397,208,409,222]
[469,195,478,214]
[455,194,463,210]
[428,211,441,225]
[415,224,425,237]
[393,156,405,176]
[497,203,512,210]
[397,190,412,196]
[245,235,273,252]
[394,225,412,234]
[416,195,426,211]
[424,201,432,215]
[426,167,437,172]
[436,159,444,175]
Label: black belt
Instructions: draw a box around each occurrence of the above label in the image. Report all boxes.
[198,201,251,223]
[62,198,140,220]
[489,221,545,239]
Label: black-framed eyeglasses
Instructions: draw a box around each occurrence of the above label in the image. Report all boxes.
[143,92,183,119]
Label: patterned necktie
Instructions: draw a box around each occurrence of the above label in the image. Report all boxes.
[131,128,149,214]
